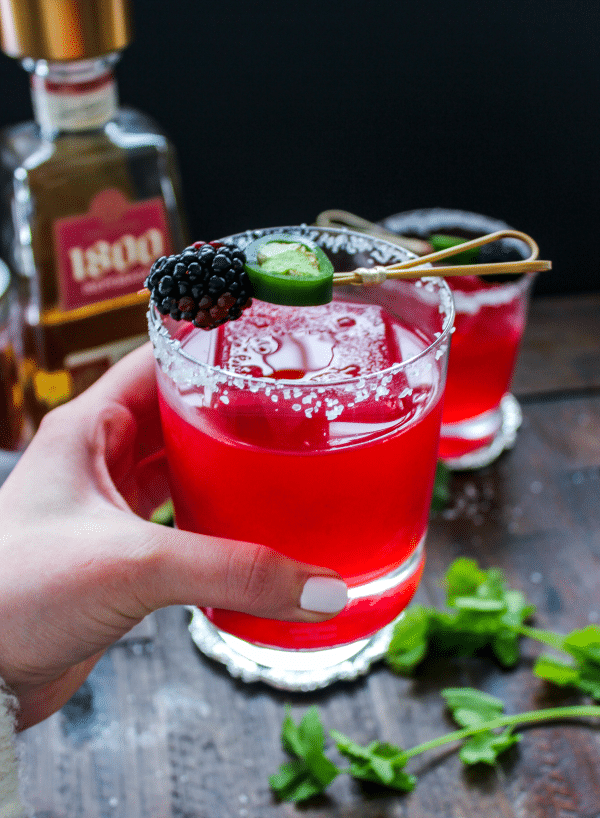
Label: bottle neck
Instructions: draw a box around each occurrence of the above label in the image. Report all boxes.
[24,55,121,137]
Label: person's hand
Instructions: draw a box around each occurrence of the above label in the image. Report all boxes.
[0,343,347,730]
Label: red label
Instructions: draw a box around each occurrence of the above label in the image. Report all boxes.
[53,189,172,311]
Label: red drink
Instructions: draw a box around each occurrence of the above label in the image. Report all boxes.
[158,300,444,649]
[379,208,536,469]
[149,225,453,686]
[437,274,531,461]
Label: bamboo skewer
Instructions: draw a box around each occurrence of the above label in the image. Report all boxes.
[315,208,433,256]
[332,229,552,286]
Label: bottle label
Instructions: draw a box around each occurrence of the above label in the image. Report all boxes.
[32,332,149,408]
[31,72,118,132]
[53,189,172,312]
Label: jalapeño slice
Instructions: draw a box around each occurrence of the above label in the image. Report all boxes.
[428,233,481,265]
[243,233,334,306]
[429,233,524,282]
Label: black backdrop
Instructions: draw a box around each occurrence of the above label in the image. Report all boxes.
[1,0,599,296]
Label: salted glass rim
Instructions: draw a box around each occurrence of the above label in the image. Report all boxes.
[149,225,455,389]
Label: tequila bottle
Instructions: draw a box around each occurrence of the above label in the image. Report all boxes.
[0,0,187,428]
[0,259,25,449]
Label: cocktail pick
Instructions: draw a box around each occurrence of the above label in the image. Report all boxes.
[332,229,551,286]
[315,208,434,256]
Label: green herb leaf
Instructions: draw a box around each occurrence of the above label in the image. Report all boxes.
[270,707,340,801]
[442,687,520,765]
[331,731,416,792]
[268,758,325,802]
[385,605,432,674]
[430,460,451,512]
[563,625,600,665]
[533,627,600,700]
[459,728,520,765]
[534,654,581,687]
[444,557,489,603]
[297,707,340,786]
[270,698,600,801]
[442,687,506,727]
[491,629,522,667]
[576,666,600,699]
[150,498,174,526]
[386,559,535,673]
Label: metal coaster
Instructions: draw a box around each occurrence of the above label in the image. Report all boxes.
[441,393,523,471]
[187,607,399,691]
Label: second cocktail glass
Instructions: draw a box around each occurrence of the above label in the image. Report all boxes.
[381,208,536,469]
[149,226,454,690]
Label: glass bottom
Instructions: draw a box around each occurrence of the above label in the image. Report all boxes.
[187,608,403,691]
[439,393,522,470]
[187,543,425,691]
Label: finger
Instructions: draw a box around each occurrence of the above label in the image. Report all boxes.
[2,359,167,521]
[7,343,162,489]
[124,519,348,623]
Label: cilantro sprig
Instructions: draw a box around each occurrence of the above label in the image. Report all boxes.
[527,624,600,698]
[270,560,600,802]
[268,706,340,801]
[386,557,600,700]
[270,692,600,801]
[386,557,535,673]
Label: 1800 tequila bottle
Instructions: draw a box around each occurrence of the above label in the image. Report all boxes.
[0,0,187,429]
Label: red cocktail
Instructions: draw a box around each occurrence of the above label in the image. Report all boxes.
[149,226,453,688]
[437,273,533,462]
[381,209,536,469]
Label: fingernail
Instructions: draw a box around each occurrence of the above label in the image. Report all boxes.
[300,576,348,614]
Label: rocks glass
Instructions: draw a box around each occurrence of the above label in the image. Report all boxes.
[381,208,536,470]
[149,226,453,690]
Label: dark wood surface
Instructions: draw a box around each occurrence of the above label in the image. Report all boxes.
[10,292,600,818]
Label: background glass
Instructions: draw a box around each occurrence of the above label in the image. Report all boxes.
[381,208,536,470]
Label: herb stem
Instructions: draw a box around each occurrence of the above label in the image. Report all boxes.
[401,705,600,761]
[514,624,566,651]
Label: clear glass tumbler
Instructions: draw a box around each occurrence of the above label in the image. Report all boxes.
[381,208,536,470]
[149,226,454,690]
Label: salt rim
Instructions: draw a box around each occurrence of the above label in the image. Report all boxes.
[149,225,455,401]
[380,207,538,313]
[451,273,535,314]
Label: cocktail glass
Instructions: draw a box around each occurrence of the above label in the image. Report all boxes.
[381,208,536,470]
[148,226,454,690]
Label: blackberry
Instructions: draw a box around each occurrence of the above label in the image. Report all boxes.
[145,240,253,330]
[478,242,525,283]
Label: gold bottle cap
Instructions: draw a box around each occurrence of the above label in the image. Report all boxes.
[0,0,132,61]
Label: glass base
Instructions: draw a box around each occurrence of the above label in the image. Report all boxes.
[187,607,402,691]
[440,393,522,470]
[187,541,424,691]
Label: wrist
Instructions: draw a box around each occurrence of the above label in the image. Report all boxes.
[0,676,26,817]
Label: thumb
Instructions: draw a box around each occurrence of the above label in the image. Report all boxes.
[127,519,348,622]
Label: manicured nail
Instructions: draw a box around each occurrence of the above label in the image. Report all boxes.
[300,576,348,614]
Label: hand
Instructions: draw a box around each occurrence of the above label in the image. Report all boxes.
[0,343,347,729]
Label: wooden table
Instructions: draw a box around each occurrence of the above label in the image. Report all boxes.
[11,292,600,818]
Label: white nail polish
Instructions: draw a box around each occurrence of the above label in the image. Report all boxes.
[300,577,348,614]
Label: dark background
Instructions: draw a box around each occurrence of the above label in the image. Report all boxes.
[1,0,598,296]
